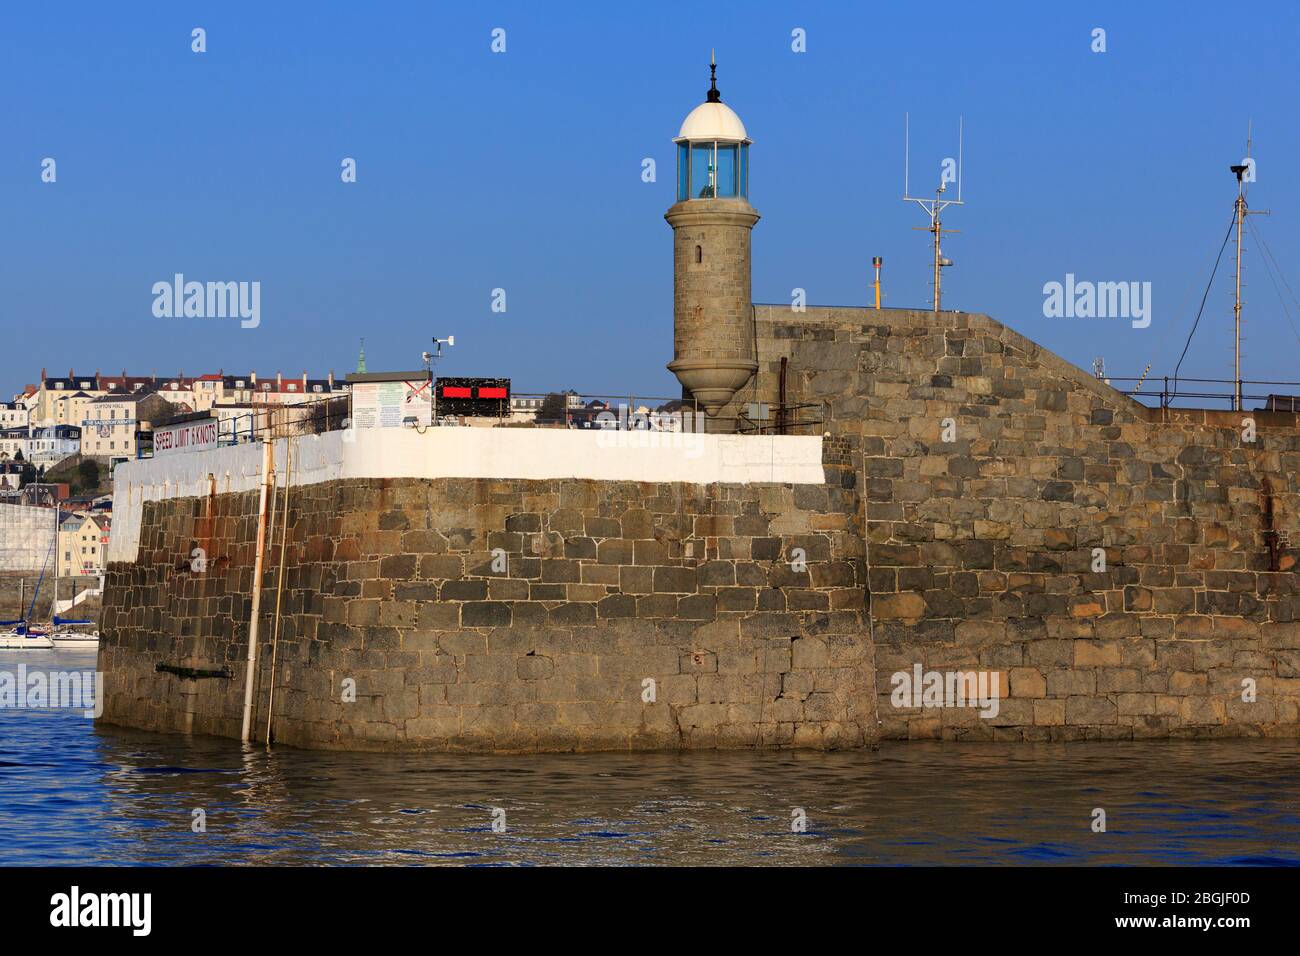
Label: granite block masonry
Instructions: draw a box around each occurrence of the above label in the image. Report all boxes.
[97,305,1300,749]
[713,306,1300,741]
[98,430,874,751]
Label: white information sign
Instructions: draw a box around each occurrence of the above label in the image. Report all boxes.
[154,418,219,455]
[351,379,431,428]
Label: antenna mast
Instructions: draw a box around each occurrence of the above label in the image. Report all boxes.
[1231,121,1269,411]
[904,114,964,312]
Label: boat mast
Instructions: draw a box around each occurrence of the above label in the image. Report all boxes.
[52,491,58,620]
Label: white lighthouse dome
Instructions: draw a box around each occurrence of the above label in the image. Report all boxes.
[675,101,749,143]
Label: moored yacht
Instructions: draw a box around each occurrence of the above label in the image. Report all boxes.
[0,621,55,650]
[50,616,100,649]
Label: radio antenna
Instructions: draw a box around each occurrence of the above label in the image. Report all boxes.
[1231,121,1269,410]
[903,113,965,312]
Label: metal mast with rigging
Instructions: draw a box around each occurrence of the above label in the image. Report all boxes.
[1230,124,1269,410]
[903,114,964,312]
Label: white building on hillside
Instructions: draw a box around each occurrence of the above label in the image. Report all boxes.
[0,402,28,430]
[27,425,80,466]
[58,512,109,576]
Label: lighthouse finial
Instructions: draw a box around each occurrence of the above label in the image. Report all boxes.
[707,51,721,103]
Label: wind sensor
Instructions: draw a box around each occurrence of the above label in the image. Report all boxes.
[423,335,455,373]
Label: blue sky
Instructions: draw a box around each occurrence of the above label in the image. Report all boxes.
[4,1,1299,402]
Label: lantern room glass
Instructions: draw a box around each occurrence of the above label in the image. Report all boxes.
[690,144,713,198]
[715,145,737,196]
[677,141,750,201]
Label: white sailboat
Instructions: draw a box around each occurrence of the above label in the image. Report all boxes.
[0,622,55,650]
[51,616,99,649]
[2,492,72,650]
[49,497,100,649]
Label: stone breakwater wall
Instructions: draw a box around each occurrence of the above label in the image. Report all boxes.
[98,305,1300,749]
[712,306,1300,740]
[98,433,875,751]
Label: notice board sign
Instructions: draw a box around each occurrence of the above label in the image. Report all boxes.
[351,378,432,428]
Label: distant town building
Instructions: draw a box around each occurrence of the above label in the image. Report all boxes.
[192,374,224,411]
[22,367,348,431]
[81,391,186,463]
[0,401,28,430]
[30,370,101,425]
[510,395,543,422]
[51,390,98,430]
[58,511,109,576]
[13,385,39,414]
[27,425,81,465]
[0,426,29,461]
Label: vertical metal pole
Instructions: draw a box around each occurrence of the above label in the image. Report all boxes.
[52,499,58,617]
[777,356,788,436]
[240,439,274,743]
[1233,187,1244,412]
[265,440,292,747]
[932,189,943,312]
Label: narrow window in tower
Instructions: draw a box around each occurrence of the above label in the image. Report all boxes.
[695,245,703,264]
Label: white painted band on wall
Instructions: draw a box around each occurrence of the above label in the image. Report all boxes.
[107,428,826,563]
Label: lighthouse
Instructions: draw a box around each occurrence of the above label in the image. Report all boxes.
[665,55,758,415]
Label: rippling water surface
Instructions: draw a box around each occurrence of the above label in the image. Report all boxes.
[2,649,1298,865]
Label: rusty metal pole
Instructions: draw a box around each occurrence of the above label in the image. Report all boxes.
[239,439,275,743]
[777,356,788,435]
[265,440,293,746]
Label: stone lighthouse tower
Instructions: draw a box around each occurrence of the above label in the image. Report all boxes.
[665,57,758,415]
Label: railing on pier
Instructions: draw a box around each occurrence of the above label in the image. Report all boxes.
[158,390,826,451]
[212,394,352,445]
[1103,376,1300,411]
[437,392,825,435]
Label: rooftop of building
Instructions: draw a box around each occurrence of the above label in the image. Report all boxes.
[32,369,348,395]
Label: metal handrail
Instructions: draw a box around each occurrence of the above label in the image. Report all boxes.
[1100,375,1300,411]
[508,393,824,434]
[174,393,352,447]
[501,392,697,428]
[146,389,827,444]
